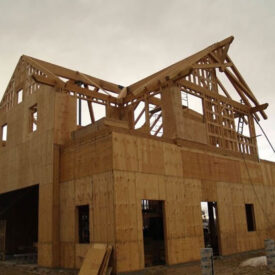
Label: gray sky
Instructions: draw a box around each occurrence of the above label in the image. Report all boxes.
[0,0,274,161]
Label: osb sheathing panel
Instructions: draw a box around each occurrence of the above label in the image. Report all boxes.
[113,170,203,272]
[0,85,55,194]
[59,173,114,269]
[180,116,207,144]
[217,182,268,255]
[75,244,90,269]
[240,161,264,184]
[54,93,77,145]
[113,133,184,177]
[60,242,75,268]
[112,132,275,272]
[60,135,113,182]
[182,150,241,183]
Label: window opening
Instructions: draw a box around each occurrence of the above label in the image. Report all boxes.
[77,98,106,127]
[1,124,7,144]
[245,204,256,232]
[181,92,203,115]
[77,205,90,243]
[17,89,23,104]
[29,105,38,132]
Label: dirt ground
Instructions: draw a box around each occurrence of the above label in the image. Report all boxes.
[0,250,274,275]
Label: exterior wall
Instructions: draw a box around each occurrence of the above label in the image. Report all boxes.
[112,131,275,273]
[0,85,55,193]
[59,132,115,269]
[1,82,274,273]
[0,85,77,267]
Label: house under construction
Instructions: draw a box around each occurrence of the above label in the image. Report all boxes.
[0,36,274,273]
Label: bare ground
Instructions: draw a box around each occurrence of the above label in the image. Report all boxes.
[0,250,274,275]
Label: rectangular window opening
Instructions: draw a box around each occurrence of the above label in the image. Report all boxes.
[181,91,204,115]
[1,124,7,145]
[29,105,38,132]
[245,204,256,232]
[17,89,23,104]
[77,205,90,243]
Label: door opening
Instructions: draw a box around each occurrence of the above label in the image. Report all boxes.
[0,185,39,263]
[201,201,220,255]
[142,200,165,267]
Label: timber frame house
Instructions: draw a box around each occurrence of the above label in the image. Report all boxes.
[0,36,274,273]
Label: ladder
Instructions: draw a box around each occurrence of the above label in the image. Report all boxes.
[237,100,244,135]
[237,116,244,135]
[181,91,189,107]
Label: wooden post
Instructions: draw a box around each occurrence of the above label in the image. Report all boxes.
[161,83,183,139]
[265,239,275,270]
[201,248,214,275]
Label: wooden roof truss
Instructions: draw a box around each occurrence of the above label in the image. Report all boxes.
[0,36,268,157]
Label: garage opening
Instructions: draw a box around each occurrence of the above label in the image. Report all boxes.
[201,201,220,255]
[142,200,165,267]
[0,185,39,263]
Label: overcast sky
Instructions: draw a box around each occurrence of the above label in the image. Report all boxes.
[0,0,274,161]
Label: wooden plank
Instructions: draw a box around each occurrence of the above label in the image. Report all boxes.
[127,36,234,94]
[250,103,268,114]
[78,243,107,275]
[99,245,112,275]
[23,55,122,94]
[192,62,233,69]
[178,79,250,113]
[33,75,118,104]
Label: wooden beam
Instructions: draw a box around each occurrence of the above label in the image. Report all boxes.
[134,107,145,125]
[226,55,267,119]
[23,55,123,94]
[23,56,65,88]
[149,106,161,114]
[216,78,232,99]
[127,36,234,93]
[87,101,95,123]
[33,74,118,104]
[130,66,192,97]
[250,103,268,114]
[178,79,250,113]
[192,62,233,69]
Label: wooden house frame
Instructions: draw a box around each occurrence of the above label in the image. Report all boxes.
[0,36,274,273]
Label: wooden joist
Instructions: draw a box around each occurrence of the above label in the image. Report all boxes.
[33,74,118,105]
[250,103,268,114]
[24,55,123,94]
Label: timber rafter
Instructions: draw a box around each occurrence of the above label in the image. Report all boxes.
[0,36,269,158]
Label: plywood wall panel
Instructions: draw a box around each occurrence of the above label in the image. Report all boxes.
[75,244,90,269]
[201,180,217,202]
[113,133,139,171]
[137,137,164,174]
[60,242,75,268]
[110,133,275,272]
[163,143,183,177]
[60,181,75,242]
[91,172,115,244]
[60,135,113,183]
